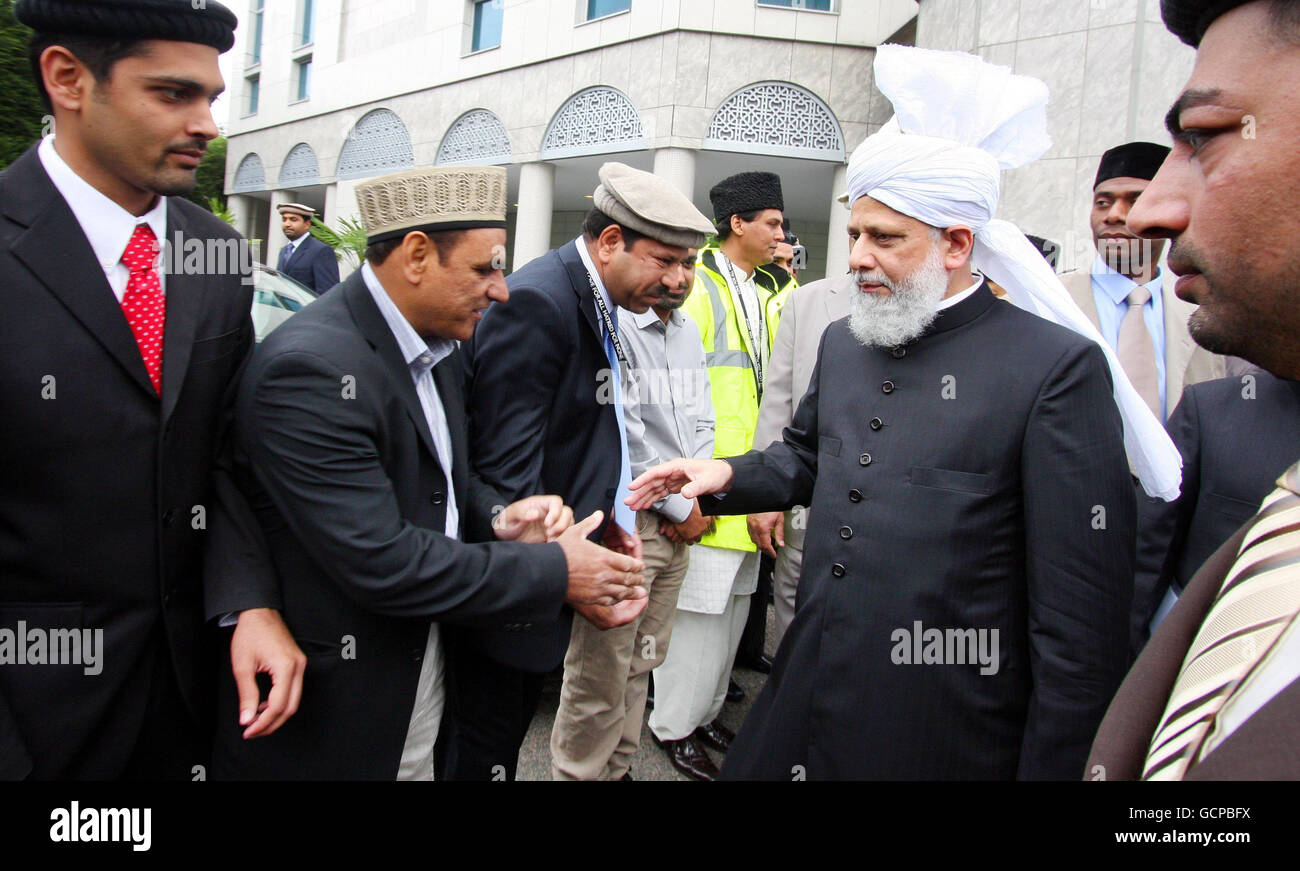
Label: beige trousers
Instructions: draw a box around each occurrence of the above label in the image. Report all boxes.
[550,510,689,780]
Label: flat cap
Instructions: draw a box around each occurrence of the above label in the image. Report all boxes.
[709,171,784,224]
[15,0,237,53]
[277,203,316,219]
[1094,141,1171,188]
[592,162,713,250]
[1160,0,1265,46]
[356,166,508,245]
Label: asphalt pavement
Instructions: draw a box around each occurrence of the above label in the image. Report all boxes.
[516,602,776,781]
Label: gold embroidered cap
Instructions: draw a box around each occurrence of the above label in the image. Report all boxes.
[356,166,508,245]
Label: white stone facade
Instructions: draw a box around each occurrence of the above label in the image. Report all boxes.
[224,0,919,280]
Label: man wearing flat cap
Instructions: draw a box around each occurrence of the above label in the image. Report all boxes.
[446,161,712,780]
[208,166,647,779]
[0,0,303,780]
[1087,0,1300,781]
[1061,141,1225,427]
[276,203,339,295]
[645,170,786,780]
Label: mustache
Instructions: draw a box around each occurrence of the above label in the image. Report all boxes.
[169,140,209,156]
[854,269,895,290]
[1166,240,1202,275]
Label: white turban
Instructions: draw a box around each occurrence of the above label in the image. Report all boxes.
[847,45,1181,501]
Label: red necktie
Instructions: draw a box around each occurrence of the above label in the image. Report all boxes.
[120,224,166,394]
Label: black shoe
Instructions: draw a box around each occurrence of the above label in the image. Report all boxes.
[620,771,634,781]
[652,733,719,781]
[726,677,745,703]
[646,674,654,710]
[737,654,773,674]
[694,719,736,753]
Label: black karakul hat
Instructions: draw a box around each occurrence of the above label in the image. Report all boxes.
[15,0,238,53]
[709,171,784,224]
[1094,142,1171,188]
[1160,0,1263,46]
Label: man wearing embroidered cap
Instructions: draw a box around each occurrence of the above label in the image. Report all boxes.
[209,166,647,779]
[447,161,712,780]
[628,45,1139,779]
[275,203,339,294]
[0,0,306,780]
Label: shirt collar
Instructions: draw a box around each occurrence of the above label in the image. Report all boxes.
[714,248,755,283]
[38,135,167,271]
[360,262,454,374]
[936,271,985,311]
[1091,253,1163,305]
[629,305,684,330]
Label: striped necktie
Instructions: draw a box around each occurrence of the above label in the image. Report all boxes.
[1142,460,1300,780]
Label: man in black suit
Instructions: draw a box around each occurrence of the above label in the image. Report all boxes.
[445,162,714,779]
[629,46,1140,780]
[275,203,339,294]
[210,166,647,780]
[1133,371,1300,652]
[1,0,302,780]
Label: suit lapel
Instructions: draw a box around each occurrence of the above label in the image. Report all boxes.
[1188,676,1300,779]
[4,148,156,399]
[160,201,204,423]
[432,353,468,517]
[560,241,605,349]
[342,273,440,461]
[1062,269,1101,330]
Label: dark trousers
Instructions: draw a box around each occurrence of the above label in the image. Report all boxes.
[737,552,774,665]
[121,633,207,781]
[440,644,546,781]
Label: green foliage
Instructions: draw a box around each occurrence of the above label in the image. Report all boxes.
[0,0,46,170]
[310,218,368,271]
[207,197,236,226]
[186,136,227,212]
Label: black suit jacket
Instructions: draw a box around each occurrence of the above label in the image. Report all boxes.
[278,234,339,294]
[210,270,569,779]
[456,240,624,673]
[1088,513,1300,779]
[712,285,1135,780]
[0,145,259,779]
[1133,372,1300,651]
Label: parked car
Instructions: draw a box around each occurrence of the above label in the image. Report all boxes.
[252,263,318,342]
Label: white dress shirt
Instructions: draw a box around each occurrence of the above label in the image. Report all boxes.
[360,261,458,781]
[38,135,167,302]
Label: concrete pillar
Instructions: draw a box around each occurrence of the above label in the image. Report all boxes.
[513,161,555,271]
[267,189,296,270]
[227,194,255,240]
[824,163,850,276]
[652,147,696,199]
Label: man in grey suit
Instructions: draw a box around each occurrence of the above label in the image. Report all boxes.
[747,270,854,646]
[1088,0,1300,780]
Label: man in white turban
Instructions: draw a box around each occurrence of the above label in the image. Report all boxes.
[627,45,1145,779]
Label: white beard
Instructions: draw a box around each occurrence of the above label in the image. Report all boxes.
[847,246,952,348]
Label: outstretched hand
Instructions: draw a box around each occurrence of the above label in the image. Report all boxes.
[626,458,734,511]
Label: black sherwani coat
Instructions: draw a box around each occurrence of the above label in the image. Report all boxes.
[209,271,569,780]
[0,145,260,779]
[712,284,1136,780]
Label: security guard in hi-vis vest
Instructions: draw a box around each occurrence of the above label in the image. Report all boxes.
[647,171,786,781]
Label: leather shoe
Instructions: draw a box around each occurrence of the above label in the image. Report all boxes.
[646,674,654,710]
[726,677,745,703]
[694,719,735,753]
[736,653,773,674]
[652,733,719,781]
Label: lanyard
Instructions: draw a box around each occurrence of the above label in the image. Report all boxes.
[721,257,764,393]
[586,270,628,368]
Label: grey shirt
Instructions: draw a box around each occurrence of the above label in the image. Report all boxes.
[617,306,715,523]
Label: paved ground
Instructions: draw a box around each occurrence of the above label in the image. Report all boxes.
[517,602,776,781]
